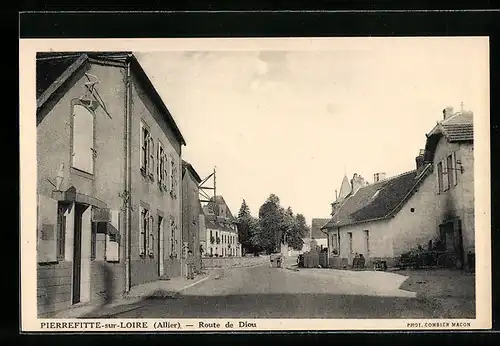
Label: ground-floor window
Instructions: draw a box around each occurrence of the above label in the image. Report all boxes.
[91,221,107,261]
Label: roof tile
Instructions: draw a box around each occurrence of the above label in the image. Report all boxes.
[323,166,431,229]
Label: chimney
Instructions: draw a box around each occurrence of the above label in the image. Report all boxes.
[373,172,386,183]
[331,201,339,216]
[443,106,454,120]
[351,173,366,195]
[415,149,425,170]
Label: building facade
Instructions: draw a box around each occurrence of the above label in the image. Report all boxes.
[181,160,205,272]
[323,165,437,268]
[129,56,186,286]
[36,52,186,316]
[202,196,242,257]
[322,107,475,270]
[423,107,475,268]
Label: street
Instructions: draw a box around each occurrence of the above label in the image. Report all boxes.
[93,259,475,319]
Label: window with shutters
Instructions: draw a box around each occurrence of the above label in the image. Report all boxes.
[139,206,150,257]
[148,213,155,257]
[450,152,458,187]
[169,217,178,259]
[140,123,149,176]
[446,154,454,191]
[157,142,168,191]
[91,221,107,261]
[72,104,95,174]
[148,136,155,181]
[437,161,443,194]
[170,155,178,198]
[140,121,155,181]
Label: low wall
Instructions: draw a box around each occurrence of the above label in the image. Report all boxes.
[201,256,268,269]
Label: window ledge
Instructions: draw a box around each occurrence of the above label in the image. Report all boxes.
[71,166,94,179]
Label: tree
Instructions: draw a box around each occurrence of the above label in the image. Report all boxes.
[237,200,252,253]
[254,194,285,254]
[287,213,308,250]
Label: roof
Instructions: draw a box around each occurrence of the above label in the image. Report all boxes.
[427,111,474,142]
[203,195,236,222]
[424,111,473,163]
[204,214,237,233]
[322,164,432,229]
[311,218,330,239]
[182,160,202,184]
[36,51,186,146]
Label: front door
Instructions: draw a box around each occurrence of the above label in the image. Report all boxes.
[440,219,465,269]
[72,204,84,304]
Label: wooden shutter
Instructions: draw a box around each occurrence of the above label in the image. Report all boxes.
[157,142,161,181]
[140,125,145,170]
[37,195,58,263]
[148,137,154,177]
[106,210,120,262]
[452,152,458,186]
[442,159,449,190]
[139,207,145,256]
[163,153,169,191]
[148,214,154,256]
[170,154,175,191]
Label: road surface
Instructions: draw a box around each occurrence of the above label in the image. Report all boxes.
[93,260,474,319]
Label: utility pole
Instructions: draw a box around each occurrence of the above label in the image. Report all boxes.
[199,166,217,209]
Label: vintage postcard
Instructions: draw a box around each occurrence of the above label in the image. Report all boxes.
[20,37,491,332]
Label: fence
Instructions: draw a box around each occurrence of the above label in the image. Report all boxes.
[201,256,268,269]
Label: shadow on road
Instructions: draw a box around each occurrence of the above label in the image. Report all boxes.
[80,292,475,319]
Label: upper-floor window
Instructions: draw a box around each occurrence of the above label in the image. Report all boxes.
[170,154,178,198]
[140,122,155,181]
[72,104,95,174]
[436,152,458,194]
[157,141,169,191]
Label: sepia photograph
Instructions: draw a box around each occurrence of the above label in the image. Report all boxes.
[20,37,491,331]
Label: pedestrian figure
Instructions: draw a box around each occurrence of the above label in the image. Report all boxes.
[358,253,366,268]
[269,254,274,268]
[276,255,282,268]
[353,253,360,269]
[186,250,195,280]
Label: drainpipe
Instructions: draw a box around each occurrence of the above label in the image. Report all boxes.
[123,59,132,292]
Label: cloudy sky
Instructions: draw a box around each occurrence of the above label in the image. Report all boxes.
[135,37,488,223]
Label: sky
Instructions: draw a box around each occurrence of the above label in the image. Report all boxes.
[134,38,489,224]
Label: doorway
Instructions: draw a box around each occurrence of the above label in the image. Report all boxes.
[72,204,85,304]
[347,232,353,265]
[439,219,465,269]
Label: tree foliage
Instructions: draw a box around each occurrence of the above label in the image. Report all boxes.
[243,194,311,254]
[237,199,260,254]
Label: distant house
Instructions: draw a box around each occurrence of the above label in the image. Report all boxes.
[322,165,435,268]
[36,52,186,316]
[310,218,330,250]
[202,196,242,257]
[322,107,475,270]
[181,160,205,272]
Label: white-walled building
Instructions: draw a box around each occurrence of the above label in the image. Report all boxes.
[201,196,242,257]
